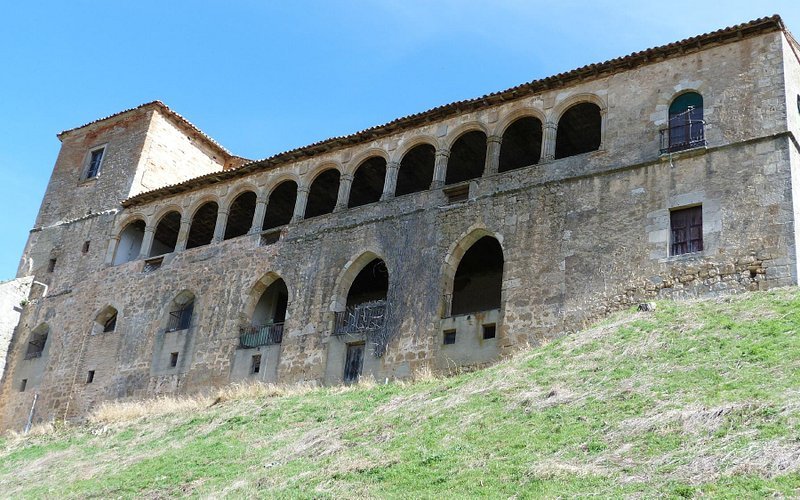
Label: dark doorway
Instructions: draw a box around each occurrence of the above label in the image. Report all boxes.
[349,157,386,208]
[263,181,297,230]
[499,117,542,172]
[224,191,257,240]
[396,144,435,196]
[305,169,340,218]
[450,236,504,316]
[343,342,365,383]
[186,202,218,249]
[150,211,181,256]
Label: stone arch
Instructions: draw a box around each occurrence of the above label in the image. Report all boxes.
[345,148,390,176]
[221,183,259,211]
[223,190,257,240]
[443,122,490,150]
[92,304,119,335]
[240,272,293,325]
[186,200,219,249]
[554,101,603,160]
[445,128,488,185]
[396,142,436,196]
[440,226,505,317]
[330,250,389,312]
[265,172,301,194]
[550,92,607,122]
[112,218,146,265]
[391,135,441,163]
[348,156,387,208]
[150,210,182,256]
[497,111,544,172]
[305,167,341,218]
[161,289,196,333]
[263,180,298,230]
[111,212,147,236]
[493,107,546,137]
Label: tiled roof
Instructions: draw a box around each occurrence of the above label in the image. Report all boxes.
[58,100,234,158]
[121,15,785,207]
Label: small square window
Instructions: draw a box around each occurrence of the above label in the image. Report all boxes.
[169,352,179,368]
[670,205,703,256]
[443,329,456,345]
[482,324,496,340]
[251,354,262,374]
[47,258,57,273]
[20,379,27,392]
[86,370,95,384]
[82,241,90,254]
[85,147,105,179]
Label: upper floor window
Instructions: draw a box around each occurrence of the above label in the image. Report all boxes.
[661,92,705,154]
[84,146,106,179]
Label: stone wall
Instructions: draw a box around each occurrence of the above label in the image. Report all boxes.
[2,28,799,430]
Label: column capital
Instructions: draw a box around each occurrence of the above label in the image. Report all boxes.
[386,160,401,170]
[340,173,354,183]
[544,121,558,131]
[296,185,310,194]
[487,135,503,144]
[436,149,450,158]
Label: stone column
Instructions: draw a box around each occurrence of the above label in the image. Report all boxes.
[104,237,119,265]
[291,186,309,223]
[542,121,557,162]
[484,135,502,176]
[381,161,401,201]
[137,226,156,259]
[431,149,450,189]
[334,173,354,212]
[174,218,192,251]
[212,209,229,242]
[249,195,268,234]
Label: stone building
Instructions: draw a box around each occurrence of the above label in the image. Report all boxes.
[2,15,800,429]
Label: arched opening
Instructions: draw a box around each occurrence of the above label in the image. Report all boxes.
[166,291,195,332]
[336,258,390,382]
[263,181,297,230]
[499,117,542,172]
[450,236,504,316]
[224,191,257,240]
[305,169,340,218]
[150,211,181,257]
[346,258,389,308]
[113,219,145,265]
[555,102,602,159]
[93,305,118,334]
[667,92,704,152]
[349,157,386,208]
[241,278,288,348]
[186,202,218,249]
[25,324,49,359]
[445,131,487,185]
[396,144,435,196]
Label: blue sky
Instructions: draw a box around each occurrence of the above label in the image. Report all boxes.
[1,1,799,280]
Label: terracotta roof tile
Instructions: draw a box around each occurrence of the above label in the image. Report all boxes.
[122,15,785,207]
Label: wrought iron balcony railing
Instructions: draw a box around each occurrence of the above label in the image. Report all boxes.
[659,110,706,154]
[239,322,284,348]
[333,300,388,337]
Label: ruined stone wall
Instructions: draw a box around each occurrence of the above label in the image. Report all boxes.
[1,30,798,430]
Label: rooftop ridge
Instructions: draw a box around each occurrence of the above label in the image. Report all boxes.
[57,100,234,159]
[121,14,785,207]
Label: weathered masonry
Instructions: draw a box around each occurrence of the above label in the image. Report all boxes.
[3,15,800,429]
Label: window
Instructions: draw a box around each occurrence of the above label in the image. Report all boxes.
[85,147,105,179]
[170,352,179,368]
[670,206,703,256]
[662,92,705,153]
[443,329,457,345]
[20,379,27,392]
[86,370,95,384]
[47,258,56,273]
[103,313,117,333]
[251,354,262,374]
[482,324,496,340]
[25,327,48,359]
[82,241,90,254]
[166,301,193,332]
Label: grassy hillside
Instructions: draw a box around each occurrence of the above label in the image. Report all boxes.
[3,289,800,498]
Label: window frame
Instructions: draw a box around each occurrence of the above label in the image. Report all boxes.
[82,144,108,180]
[669,205,704,257]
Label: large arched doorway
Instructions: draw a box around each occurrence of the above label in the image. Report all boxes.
[450,236,504,316]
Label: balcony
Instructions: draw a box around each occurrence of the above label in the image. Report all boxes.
[333,300,388,337]
[239,322,284,348]
[659,109,706,154]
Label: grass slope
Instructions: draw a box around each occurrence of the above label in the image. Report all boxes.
[3,289,800,498]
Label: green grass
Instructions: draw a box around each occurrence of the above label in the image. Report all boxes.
[3,288,800,497]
